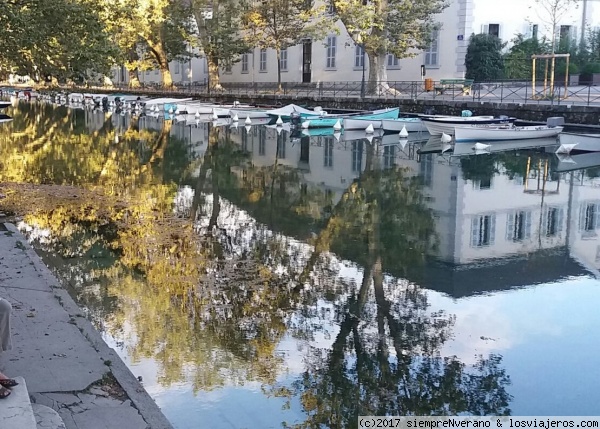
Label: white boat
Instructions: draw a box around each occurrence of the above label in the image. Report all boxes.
[454,124,562,142]
[0,114,12,124]
[143,97,193,111]
[229,108,270,119]
[266,103,316,119]
[452,137,560,156]
[558,133,600,152]
[0,101,10,110]
[381,117,427,133]
[555,151,600,172]
[422,115,516,136]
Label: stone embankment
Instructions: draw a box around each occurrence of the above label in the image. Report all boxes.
[0,221,173,429]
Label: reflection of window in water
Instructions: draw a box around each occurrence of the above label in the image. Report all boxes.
[474,177,492,189]
[383,145,396,169]
[596,246,600,263]
[277,132,286,159]
[545,206,564,237]
[507,210,532,242]
[419,153,432,186]
[324,137,333,168]
[241,127,248,150]
[351,141,363,172]
[259,127,266,156]
[580,202,599,236]
[471,214,496,247]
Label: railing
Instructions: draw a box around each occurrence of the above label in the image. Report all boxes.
[3,79,600,107]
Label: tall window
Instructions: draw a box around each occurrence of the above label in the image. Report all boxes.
[324,137,333,167]
[383,145,396,169]
[280,49,288,71]
[506,210,532,242]
[387,53,399,68]
[545,206,564,237]
[471,214,496,247]
[354,45,365,68]
[351,141,362,172]
[532,24,539,39]
[327,0,335,14]
[241,54,249,73]
[259,127,266,155]
[579,202,599,235]
[224,62,232,73]
[259,48,267,72]
[424,29,439,66]
[488,23,500,37]
[277,132,286,159]
[174,61,180,74]
[419,154,433,186]
[326,36,337,69]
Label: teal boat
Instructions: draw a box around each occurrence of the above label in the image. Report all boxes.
[303,107,400,129]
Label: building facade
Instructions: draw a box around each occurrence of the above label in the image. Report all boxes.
[111,0,599,85]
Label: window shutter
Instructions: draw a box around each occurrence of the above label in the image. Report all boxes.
[506,212,515,241]
[498,24,503,40]
[471,217,479,247]
[579,204,586,231]
[595,203,600,230]
[542,208,548,236]
[481,24,489,35]
[525,210,532,239]
[490,214,496,245]
[558,208,564,233]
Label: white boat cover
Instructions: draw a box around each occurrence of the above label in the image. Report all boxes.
[265,104,315,116]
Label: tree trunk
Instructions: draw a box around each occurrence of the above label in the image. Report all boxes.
[208,53,223,92]
[191,0,223,93]
[276,48,282,93]
[366,51,399,96]
[147,40,173,87]
[128,68,141,88]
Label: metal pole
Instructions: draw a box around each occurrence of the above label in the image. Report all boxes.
[360,45,366,99]
[532,57,536,100]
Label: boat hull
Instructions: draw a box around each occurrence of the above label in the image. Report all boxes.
[423,116,516,136]
[342,108,400,130]
[454,126,562,142]
[381,118,427,133]
[556,152,600,172]
[452,137,560,156]
[558,133,600,152]
[230,108,270,119]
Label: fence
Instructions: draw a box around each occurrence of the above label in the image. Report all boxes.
[4,79,600,107]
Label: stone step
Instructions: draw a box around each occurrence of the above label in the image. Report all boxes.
[0,376,37,428]
[33,404,66,429]
[0,377,66,429]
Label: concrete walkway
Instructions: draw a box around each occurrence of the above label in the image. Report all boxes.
[0,222,174,429]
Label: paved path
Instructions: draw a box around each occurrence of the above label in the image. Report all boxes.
[0,222,174,429]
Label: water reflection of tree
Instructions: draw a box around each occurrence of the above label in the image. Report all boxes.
[2,108,513,420]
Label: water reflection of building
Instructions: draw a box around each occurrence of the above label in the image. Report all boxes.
[225,126,600,294]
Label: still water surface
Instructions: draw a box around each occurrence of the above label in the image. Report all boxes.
[1,102,600,428]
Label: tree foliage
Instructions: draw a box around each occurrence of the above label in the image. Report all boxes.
[0,0,117,82]
[332,0,448,94]
[190,0,249,92]
[503,34,551,80]
[242,0,331,91]
[465,33,505,81]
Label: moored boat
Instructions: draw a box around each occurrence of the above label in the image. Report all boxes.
[266,104,317,120]
[557,133,600,152]
[454,124,562,142]
[229,108,270,120]
[342,108,400,130]
[0,113,13,123]
[452,137,559,156]
[555,151,600,172]
[381,117,427,133]
[0,101,10,110]
[422,115,516,136]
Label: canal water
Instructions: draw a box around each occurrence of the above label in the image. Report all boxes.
[1,101,600,428]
